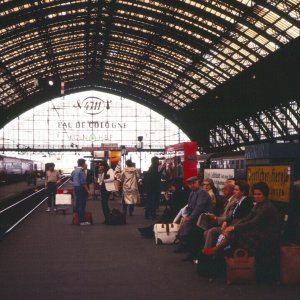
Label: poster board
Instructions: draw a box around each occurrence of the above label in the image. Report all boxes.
[247,165,291,203]
[204,169,235,194]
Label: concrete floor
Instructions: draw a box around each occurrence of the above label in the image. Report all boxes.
[0,198,299,300]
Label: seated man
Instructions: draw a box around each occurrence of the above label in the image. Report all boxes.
[198,180,237,249]
[174,176,212,254]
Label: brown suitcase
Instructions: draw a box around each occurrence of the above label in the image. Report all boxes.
[72,212,93,225]
[280,244,300,285]
[225,248,256,284]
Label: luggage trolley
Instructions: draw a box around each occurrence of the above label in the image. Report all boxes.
[56,189,73,214]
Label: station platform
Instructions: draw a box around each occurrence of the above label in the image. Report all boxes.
[0,196,300,300]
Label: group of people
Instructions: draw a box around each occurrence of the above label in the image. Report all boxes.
[70,158,140,226]
[139,174,282,281]
[45,156,283,280]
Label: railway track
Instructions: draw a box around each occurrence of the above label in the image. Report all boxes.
[0,178,69,239]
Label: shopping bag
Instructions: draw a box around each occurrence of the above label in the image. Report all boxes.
[225,248,256,284]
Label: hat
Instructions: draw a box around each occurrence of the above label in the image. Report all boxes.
[186,176,199,183]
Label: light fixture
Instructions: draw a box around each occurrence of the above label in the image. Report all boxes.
[48,80,54,86]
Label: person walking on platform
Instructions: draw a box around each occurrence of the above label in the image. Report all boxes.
[45,163,60,212]
[72,158,92,225]
[98,161,115,224]
[120,160,140,216]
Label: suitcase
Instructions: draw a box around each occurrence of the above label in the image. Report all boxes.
[56,193,72,214]
[280,244,300,285]
[56,194,72,205]
[72,212,93,225]
[154,223,180,245]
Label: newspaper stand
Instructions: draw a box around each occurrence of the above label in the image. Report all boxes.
[56,189,73,214]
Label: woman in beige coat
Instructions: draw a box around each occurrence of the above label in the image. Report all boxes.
[120,160,140,216]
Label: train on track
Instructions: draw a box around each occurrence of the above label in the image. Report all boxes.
[0,155,44,184]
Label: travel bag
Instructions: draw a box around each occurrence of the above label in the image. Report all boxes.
[108,208,126,225]
[280,244,300,285]
[154,223,180,245]
[225,248,256,284]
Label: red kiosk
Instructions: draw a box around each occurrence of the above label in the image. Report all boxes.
[165,142,198,186]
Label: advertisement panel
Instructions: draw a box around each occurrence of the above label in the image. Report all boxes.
[204,169,235,194]
[247,165,291,203]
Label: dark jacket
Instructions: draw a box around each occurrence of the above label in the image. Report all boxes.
[233,200,281,257]
[235,200,281,236]
[186,188,213,223]
[144,165,163,193]
[226,196,253,225]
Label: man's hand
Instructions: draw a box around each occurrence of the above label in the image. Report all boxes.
[207,213,217,221]
[221,221,227,231]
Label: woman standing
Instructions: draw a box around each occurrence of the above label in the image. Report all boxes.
[98,161,115,224]
[120,160,140,216]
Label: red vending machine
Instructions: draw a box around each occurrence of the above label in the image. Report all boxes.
[165,142,198,186]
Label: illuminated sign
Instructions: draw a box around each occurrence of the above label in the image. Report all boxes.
[247,165,291,203]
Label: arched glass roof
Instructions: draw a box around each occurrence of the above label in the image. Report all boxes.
[0,1,299,152]
[0,0,298,111]
[0,90,189,151]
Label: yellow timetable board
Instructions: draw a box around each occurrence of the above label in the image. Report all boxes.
[247,165,291,203]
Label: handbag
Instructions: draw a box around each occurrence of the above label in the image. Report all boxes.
[225,248,256,284]
[108,208,126,225]
[105,180,119,192]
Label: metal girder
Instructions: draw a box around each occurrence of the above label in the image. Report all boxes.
[238,118,260,142]
[264,109,293,141]
[98,0,117,80]
[252,114,274,140]
[278,105,299,134]
[231,120,250,143]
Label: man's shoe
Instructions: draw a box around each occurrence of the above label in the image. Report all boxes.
[46,207,51,212]
[80,222,91,226]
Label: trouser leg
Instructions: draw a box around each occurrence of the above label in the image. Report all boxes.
[101,192,110,221]
[75,186,87,223]
[203,227,222,249]
[129,204,134,216]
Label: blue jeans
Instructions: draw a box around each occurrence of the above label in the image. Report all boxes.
[47,182,57,208]
[74,186,87,223]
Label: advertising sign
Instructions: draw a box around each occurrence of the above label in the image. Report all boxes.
[204,169,235,194]
[247,165,291,203]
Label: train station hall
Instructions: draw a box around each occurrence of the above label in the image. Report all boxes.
[0,1,300,299]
